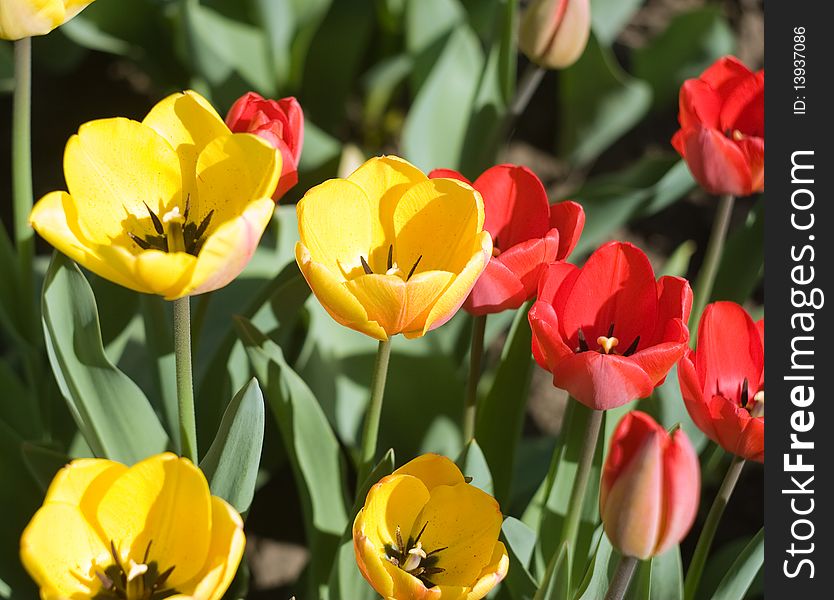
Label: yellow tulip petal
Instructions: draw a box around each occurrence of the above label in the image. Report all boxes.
[185,198,275,298]
[345,274,406,336]
[179,497,246,600]
[143,91,230,201]
[64,118,182,243]
[353,531,395,598]
[401,270,456,336]
[20,502,109,598]
[194,132,280,228]
[414,483,503,587]
[347,155,426,265]
[393,178,484,276]
[383,560,442,600]
[30,191,147,292]
[297,178,373,278]
[43,458,127,534]
[410,232,491,339]
[296,244,388,340]
[466,541,509,600]
[96,453,212,586]
[63,0,95,21]
[393,454,465,491]
[0,0,64,40]
[360,474,431,548]
[93,245,197,298]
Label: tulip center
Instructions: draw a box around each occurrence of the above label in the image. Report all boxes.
[128,197,214,257]
[733,377,764,418]
[576,325,640,356]
[359,245,423,281]
[383,522,447,588]
[92,541,179,600]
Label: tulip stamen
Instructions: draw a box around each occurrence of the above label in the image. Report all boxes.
[360,256,374,275]
[740,377,749,408]
[623,336,640,356]
[406,256,423,281]
[751,390,764,418]
[383,522,447,588]
[129,199,214,258]
[576,328,589,352]
[387,245,394,271]
[92,540,179,600]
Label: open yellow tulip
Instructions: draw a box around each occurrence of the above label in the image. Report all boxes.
[20,453,244,600]
[29,90,280,299]
[353,454,509,600]
[295,156,492,340]
[0,0,96,40]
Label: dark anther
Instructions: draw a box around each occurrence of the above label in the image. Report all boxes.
[407,255,423,281]
[413,522,428,545]
[129,233,153,250]
[623,336,640,357]
[183,194,191,220]
[577,328,589,352]
[724,128,733,138]
[360,256,373,275]
[145,203,164,235]
[607,323,615,337]
[740,378,749,408]
[142,540,153,564]
[464,476,473,483]
[425,546,447,557]
[387,245,394,271]
[395,526,405,555]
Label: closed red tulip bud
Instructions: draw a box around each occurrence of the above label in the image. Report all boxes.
[600,411,700,560]
[529,241,692,410]
[518,0,591,69]
[226,92,304,201]
[429,165,584,315]
[672,56,764,197]
[678,302,764,462]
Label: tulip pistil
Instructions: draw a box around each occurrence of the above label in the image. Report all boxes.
[384,523,446,588]
[575,325,640,356]
[359,245,423,281]
[92,540,178,600]
[128,197,214,257]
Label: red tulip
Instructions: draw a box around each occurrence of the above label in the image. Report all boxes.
[600,411,700,559]
[529,242,692,410]
[678,301,764,462]
[671,56,764,197]
[429,165,584,315]
[226,92,304,201]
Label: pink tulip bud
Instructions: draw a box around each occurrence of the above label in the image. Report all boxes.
[518,0,591,70]
[600,411,700,559]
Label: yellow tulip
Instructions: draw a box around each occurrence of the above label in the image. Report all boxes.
[20,452,245,600]
[0,0,96,40]
[353,454,509,600]
[295,156,492,340]
[29,90,280,299]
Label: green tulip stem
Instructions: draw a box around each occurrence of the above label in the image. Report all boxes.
[12,37,34,335]
[173,296,198,463]
[509,63,546,124]
[560,406,604,553]
[604,555,639,600]
[683,454,746,600]
[356,339,392,489]
[690,193,735,337]
[463,314,487,444]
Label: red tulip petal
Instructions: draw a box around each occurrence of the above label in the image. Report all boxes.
[474,165,550,249]
[678,126,753,196]
[712,395,763,461]
[628,326,689,387]
[678,79,722,129]
[536,261,580,305]
[561,242,658,351]
[465,258,526,315]
[529,300,574,371]
[720,71,764,138]
[496,229,560,296]
[695,302,764,404]
[655,429,700,554]
[700,56,754,95]
[551,352,654,410]
[651,276,692,345]
[548,200,585,259]
[276,97,304,161]
[737,415,765,462]
[678,353,719,441]
[428,168,472,185]
[736,135,764,193]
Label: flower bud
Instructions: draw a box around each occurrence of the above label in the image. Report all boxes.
[226,92,304,201]
[600,411,700,559]
[518,0,591,70]
[0,0,96,40]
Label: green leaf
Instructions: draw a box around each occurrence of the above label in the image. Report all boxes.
[402,24,485,171]
[574,529,615,600]
[200,378,265,514]
[590,0,644,46]
[236,317,348,588]
[559,34,652,166]
[649,546,683,600]
[502,517,539,600]
[21,442,69,492]
[709,529,764,600]
[60,15,136,56]
[476,302,533,504]
[140,296,179,447]
[457,439,494,495]
[0,360,40,441]
[534,542,570,600]
[351,448,396,517]
[633,8,735,109]
[639,367,708,454]
[41,254,168,463]
[711,201,764,304]
[660,241,696,278]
